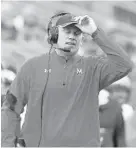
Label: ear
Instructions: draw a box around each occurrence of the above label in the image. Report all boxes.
[57,26,64,40]
[58,26,63,32]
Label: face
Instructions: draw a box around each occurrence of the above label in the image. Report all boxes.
[110,91,129,104]
[57,24,82,54]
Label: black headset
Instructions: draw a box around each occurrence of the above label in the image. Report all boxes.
[47,11,71,45]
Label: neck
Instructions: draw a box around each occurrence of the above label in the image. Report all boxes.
[55,47,77,61]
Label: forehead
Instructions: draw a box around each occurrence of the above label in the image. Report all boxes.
[63,24,82,32]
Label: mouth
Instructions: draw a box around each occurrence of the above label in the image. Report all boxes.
[66,42,76,45]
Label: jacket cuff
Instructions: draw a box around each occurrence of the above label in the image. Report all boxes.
[92,27,101,38]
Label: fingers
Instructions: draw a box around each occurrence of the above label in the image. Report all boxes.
[80,16,90,26]
[75,15,97,35]
[76,15,94,26]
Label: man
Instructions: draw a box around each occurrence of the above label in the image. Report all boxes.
[126,109,136,147]
[106,76,134,146]
[1,11,133,147]
[106,76,134,120]
[1,65,16,106]
[99,89,126,147]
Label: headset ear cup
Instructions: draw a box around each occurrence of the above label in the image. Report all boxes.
[47,12,70,45]
[50,27,58,44]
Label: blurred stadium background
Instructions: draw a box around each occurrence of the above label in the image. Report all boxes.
[1,1,136,146]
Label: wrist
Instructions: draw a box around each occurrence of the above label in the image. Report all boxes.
[92,28,99,38]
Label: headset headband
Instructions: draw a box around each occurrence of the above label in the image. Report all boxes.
[47,12,70,35]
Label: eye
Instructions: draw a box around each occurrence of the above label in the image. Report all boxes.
[75,31,81,36]
[64,28,71,34]
[66,30,71,34]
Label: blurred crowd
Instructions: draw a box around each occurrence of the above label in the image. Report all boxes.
[1,2,46,42]
[1,13,46,42]
[98,77,136,147]
[1,1,136,147]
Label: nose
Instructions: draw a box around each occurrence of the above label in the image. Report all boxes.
[68,32,76,40]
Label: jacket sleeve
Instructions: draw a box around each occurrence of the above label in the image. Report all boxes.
[92,28,133,90]
[1,60,31,147]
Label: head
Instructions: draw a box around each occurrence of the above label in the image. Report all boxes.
[1,65,16,85]
[47,12,82,55]
[1,66,16,95]
[106,76,132,105]
[109,87,131,104]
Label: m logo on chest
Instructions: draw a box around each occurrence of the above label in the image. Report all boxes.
[76,68,83,75]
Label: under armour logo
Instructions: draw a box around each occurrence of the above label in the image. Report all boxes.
[44,69,51,73]
[76,68,83,74]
